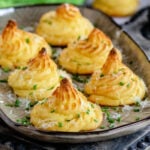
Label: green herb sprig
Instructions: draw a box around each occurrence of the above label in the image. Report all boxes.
[16,116,31,126]
[5,99,21,107]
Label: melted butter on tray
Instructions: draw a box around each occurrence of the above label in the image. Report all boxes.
[0,46,150,130]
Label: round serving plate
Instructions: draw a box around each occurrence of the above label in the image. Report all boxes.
[0,4,150,143]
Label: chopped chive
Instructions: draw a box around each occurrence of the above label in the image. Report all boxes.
[16,66,21,69]
[135,117,140,121]
[91,103,95,108]
[22,66,27,70]
[101,106,109,112]
[14,99,21,107]
[43,20,52,25]
[109,124,114,129]
[133,108,140,112]
[5,99,21,107]
[100,74,104,77]
[103,106,109,109]
[29,92,33,96]
[40,98,48,105]
[85,62,91,65]
[76,113,80,118]
[59,75,64,80]
[58,122,63,127]
[105,112,111,119]
[72,74,88,83]
[77,35,81,40]
[16,116,31,126]
[94,119,98,123]
[65,119,71,122]
[29,101,38,107]
[5,103,14,107]
[126,83,130,88]
[50,109,55,113]
[77,88,83,93]
[100,126,105,129]
[111,107,117,111]
[116,117,121,122]
[25,38,30,44]
[33,84,37,90]
[119,68,125,71]
[0,79,8,83]
[86,109,90,115]
[47,86,55,91]
[113,71,118,74]
[26,101,38,110]
[107,117,115,124]
[2,67,10,73]
[119,82,125,86]
[135,101,140,107]
[52,48,56,55]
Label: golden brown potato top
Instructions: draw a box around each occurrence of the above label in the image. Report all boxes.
[56,3,81,20]
[28,48,56,71]
[75,28,112,56]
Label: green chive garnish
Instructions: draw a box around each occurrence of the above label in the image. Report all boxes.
[29,92,33,96]
[65,119,71,122]
[25,101,38,110]
[43,20,52,25]
[77,35,81,40]
[109,124,114,129]
[2,67,10,73]
[0,79,8,83]
[50,109,55,113]
[91,103,95,108]
[47,86,55,91]
[14,99,21,107]
[133,108,140,112]
[135,117,140,121]
[116,117,121,122]
[33,84,37,90]
[119,82,125,86]
[86,109,90,115]
[135,101,140,107]
[94,119,98,123]
[100,126,105,129]
[100,74,104,77]
[126,83,130,88]
[107,117,115,124]
[16,116,31,126]
[76,113,80,118]
[25,38,30,44]
[58,122,63,127]
[72,74,88,83]
[5,99,21,107]
[22,66,27,70]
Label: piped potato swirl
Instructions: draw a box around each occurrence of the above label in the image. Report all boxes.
[0,20,51,69]
[59,28,113,74]
[30,78,103,132]
[8,48,59,101]
[85,49,147,106]
[36,3,93,46]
